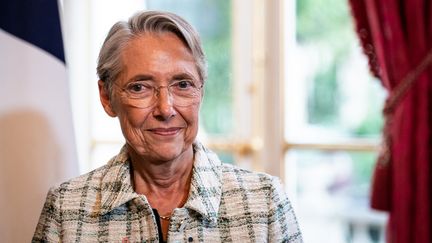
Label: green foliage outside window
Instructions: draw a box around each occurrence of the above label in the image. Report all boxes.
[297,0,383,137]
[201,1,232,135]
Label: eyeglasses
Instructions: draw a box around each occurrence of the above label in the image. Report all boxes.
[114,80,203,108]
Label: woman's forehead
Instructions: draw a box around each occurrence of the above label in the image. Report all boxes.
[118,33,199,83]
[124,33,192,57]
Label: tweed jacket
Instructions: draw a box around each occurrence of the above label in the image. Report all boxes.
[33,142,303,242]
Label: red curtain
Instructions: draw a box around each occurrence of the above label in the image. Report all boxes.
[349,0,432,242]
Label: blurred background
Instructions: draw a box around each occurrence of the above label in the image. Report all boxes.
[61,0,388,242]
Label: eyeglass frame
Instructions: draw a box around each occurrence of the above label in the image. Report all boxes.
[112,79,203,108]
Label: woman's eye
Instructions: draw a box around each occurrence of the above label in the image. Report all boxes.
[127,83,148,93]
[130,84,143,92]
[176,80,192,89]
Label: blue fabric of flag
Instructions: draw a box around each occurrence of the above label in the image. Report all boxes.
[0,0,65,63]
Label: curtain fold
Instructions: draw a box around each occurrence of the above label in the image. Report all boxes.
[349,0,431,242]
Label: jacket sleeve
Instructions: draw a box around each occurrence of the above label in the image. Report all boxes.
[32,187,62,242]
[268,177,303,243]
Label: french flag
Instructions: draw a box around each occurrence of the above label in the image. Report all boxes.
[0,0,78,241]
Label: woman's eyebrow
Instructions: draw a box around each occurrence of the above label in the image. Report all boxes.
[172,73,194,80]
[128,74,154,82]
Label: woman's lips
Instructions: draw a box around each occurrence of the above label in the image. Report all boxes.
[148,127,181,136]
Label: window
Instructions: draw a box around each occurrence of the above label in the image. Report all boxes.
[285,0,388,242]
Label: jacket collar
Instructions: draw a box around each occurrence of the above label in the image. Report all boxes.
[184,142,222,225]
[99,145,139,215]
[99,141,223,224]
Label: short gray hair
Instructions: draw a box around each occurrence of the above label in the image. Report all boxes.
[97,10,207,93]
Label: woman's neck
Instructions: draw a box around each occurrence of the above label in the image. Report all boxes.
[129,145,194,201]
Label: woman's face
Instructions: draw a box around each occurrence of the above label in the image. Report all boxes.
[99,32,202,162]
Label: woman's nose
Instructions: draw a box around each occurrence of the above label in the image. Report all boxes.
[152,88,176,120]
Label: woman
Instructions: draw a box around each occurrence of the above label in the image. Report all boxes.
[33,10,302,242]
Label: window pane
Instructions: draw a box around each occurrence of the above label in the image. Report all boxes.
[146,0,233,135]
[285,149,388,243]
[287,0,386,142]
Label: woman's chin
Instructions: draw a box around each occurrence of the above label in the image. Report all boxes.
[130,142,191,163]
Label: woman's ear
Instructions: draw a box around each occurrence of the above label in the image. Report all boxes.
[98,80,117,117]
